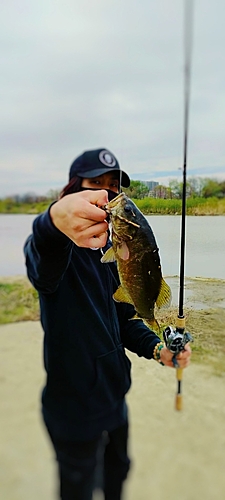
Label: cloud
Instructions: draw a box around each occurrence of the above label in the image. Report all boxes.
[0,0,225,196]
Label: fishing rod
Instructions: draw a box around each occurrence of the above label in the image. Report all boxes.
[163,0,194,410]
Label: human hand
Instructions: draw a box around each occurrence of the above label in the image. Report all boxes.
[50,189,109,248]
[160,343,191,368]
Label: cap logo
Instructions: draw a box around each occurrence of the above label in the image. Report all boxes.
[99,150,117,167]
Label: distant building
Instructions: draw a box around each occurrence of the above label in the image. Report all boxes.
[143,180,159,190]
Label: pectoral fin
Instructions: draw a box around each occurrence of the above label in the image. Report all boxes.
[117,242,130,261]
[101,247,116,263]
[156,278,172,309]
[113,285,133,305]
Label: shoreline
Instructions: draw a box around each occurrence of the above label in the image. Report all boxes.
[1,274,225,377]
[1,273,225,316]
[1,273,225,281]
[1,211,225,216]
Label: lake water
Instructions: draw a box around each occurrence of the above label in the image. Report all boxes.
[0,214,224,280]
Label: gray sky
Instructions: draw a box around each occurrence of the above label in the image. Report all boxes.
[1,0,224,197]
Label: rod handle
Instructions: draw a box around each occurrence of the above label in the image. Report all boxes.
[176,367,183,381]
[175,394,183,411]
[175,367,183,411]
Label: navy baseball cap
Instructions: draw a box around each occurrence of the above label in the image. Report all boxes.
[69,148,130,188]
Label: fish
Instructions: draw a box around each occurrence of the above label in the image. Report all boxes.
[101,192,171,332]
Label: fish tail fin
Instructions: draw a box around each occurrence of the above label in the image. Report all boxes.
[144,317,160,333]
[131,314,160,333]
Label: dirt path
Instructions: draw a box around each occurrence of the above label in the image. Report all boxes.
[0,319,225,500]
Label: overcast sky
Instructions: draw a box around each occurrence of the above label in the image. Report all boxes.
[1,0,224,196]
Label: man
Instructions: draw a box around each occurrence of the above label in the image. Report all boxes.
[24,148,191,500]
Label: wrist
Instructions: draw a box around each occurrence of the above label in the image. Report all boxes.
[153,342,165,366]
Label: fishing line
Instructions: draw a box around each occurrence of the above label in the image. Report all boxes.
[119,166,122,194]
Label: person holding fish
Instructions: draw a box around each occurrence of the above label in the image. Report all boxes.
[24,148,191,500]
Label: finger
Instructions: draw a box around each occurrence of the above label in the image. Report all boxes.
[80,203,107,223]
[164,361,175,368]
[82,189,109,209]
[179,359,190,368]
[178,348,191,360]
[78,231,108,249]
[68,191,108,223]
[84,221,109,240]
[73,222,109,248]
[88,232,108,249]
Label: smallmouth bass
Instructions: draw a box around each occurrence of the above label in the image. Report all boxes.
[101,192,171,332]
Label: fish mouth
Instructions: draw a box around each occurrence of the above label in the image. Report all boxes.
[102,192,126,212]
[103,192,140,229]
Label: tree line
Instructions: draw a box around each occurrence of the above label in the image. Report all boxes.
[0,177,225,206]
[124,177,225,200]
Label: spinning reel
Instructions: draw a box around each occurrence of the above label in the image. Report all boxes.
[163,326,193,368]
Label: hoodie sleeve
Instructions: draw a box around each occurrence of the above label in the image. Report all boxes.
[116,301,162,360]
[24,204,73,293]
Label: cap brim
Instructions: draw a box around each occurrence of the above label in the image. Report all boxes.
[78,167,130,188]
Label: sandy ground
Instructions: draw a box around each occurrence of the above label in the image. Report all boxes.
[1,316,225,500]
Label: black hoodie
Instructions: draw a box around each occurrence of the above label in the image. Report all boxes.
[24,207,161,440]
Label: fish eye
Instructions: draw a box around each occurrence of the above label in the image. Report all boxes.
[124,204,132,213]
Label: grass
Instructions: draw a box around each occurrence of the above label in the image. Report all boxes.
[0,277,224,376]
[0,200,50,214]
[133,197,225,215]
[157,306,225,376]
[0,278,40,324]
[0,197,225,215]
